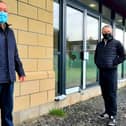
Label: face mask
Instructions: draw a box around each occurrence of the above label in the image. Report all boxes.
[103,33,113,40]
[0,11,8,24]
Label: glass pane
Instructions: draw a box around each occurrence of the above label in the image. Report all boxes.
[102,19,110,27]
[125,31,126,49]
[115,28,123,43]
[53,1,59,95]
[115,14,123,25]
[115,27,123,79]
[66,6,83,89]
[102,5,111,19]
[79,0,98,11]
[124,31,126,77]
[86,15,98,85]
[124,60,126,78]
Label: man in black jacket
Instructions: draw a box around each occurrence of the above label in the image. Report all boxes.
[0,1,25,126]
[94,25,126,126]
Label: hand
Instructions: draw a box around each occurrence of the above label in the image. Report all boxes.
[19,76,25,82]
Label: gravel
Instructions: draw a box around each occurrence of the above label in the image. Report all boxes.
[19,87,126,126]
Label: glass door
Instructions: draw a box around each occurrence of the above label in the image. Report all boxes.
[115,27,123,79]
[124,29,126,77]
[53,0,60,95]
[66,6,83,93]
[86,15,99,86]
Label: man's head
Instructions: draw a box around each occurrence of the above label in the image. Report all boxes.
[0,1,8,24]
[102,25,113,40]
[0,1,7,12]
[102,25,112,34]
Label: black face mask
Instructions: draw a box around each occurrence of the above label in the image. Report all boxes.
[103,33,113,40]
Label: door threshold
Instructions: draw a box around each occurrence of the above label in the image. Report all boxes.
[66,87,80,94]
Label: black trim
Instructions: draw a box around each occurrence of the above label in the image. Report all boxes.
[58,0,66,95]
[80,9,86,89]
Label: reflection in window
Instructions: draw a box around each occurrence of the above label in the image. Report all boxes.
[125,31,126,49]
[115,27,123,43]
[67,7,83,41]
[102,5,111,19]
[53,1,59,95]
[124,31,126,77]
[87,16,98,41]
[54,2,59,32]
[86,15,98,85]
[66,6,83,89]
[79,0,98,11]
[115,27,123,79]
[115,14,123,26]
[53,1,59,55]
[102,19,110,27]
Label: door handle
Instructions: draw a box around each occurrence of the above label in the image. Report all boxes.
[80,51,84,60]
[80,51,89,60]
[84,51,89,60]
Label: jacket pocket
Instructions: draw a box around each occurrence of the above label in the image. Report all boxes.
[113,56,119,66]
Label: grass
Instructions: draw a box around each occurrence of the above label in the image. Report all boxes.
[49,108,66,117]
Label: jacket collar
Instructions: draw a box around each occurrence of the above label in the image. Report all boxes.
[102,37,113,43]
[0,23,11,30]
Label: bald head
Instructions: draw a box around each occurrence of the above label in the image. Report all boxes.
[0,1,8,12]
[0,1,8,24]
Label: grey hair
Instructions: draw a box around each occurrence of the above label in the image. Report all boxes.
[102,25,112,30]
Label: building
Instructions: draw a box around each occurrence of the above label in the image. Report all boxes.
[3,0,126,125]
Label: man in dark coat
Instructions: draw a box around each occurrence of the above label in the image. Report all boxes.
[0,1,25,126]
[94,25,126,126]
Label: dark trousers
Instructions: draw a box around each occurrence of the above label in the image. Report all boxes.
[99,69,117,116]
[0,82,14,126]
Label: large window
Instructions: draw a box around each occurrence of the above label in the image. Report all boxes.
[115,14,123,26]
[102,5,111,20]
[115,14,124,79]
[102,19,110,26]
[79,0,98,11]
[124,27,126,77]
[53,0,59,95]
[115,27,123,79]
[86,15,99,85]
[66,6,83,89]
